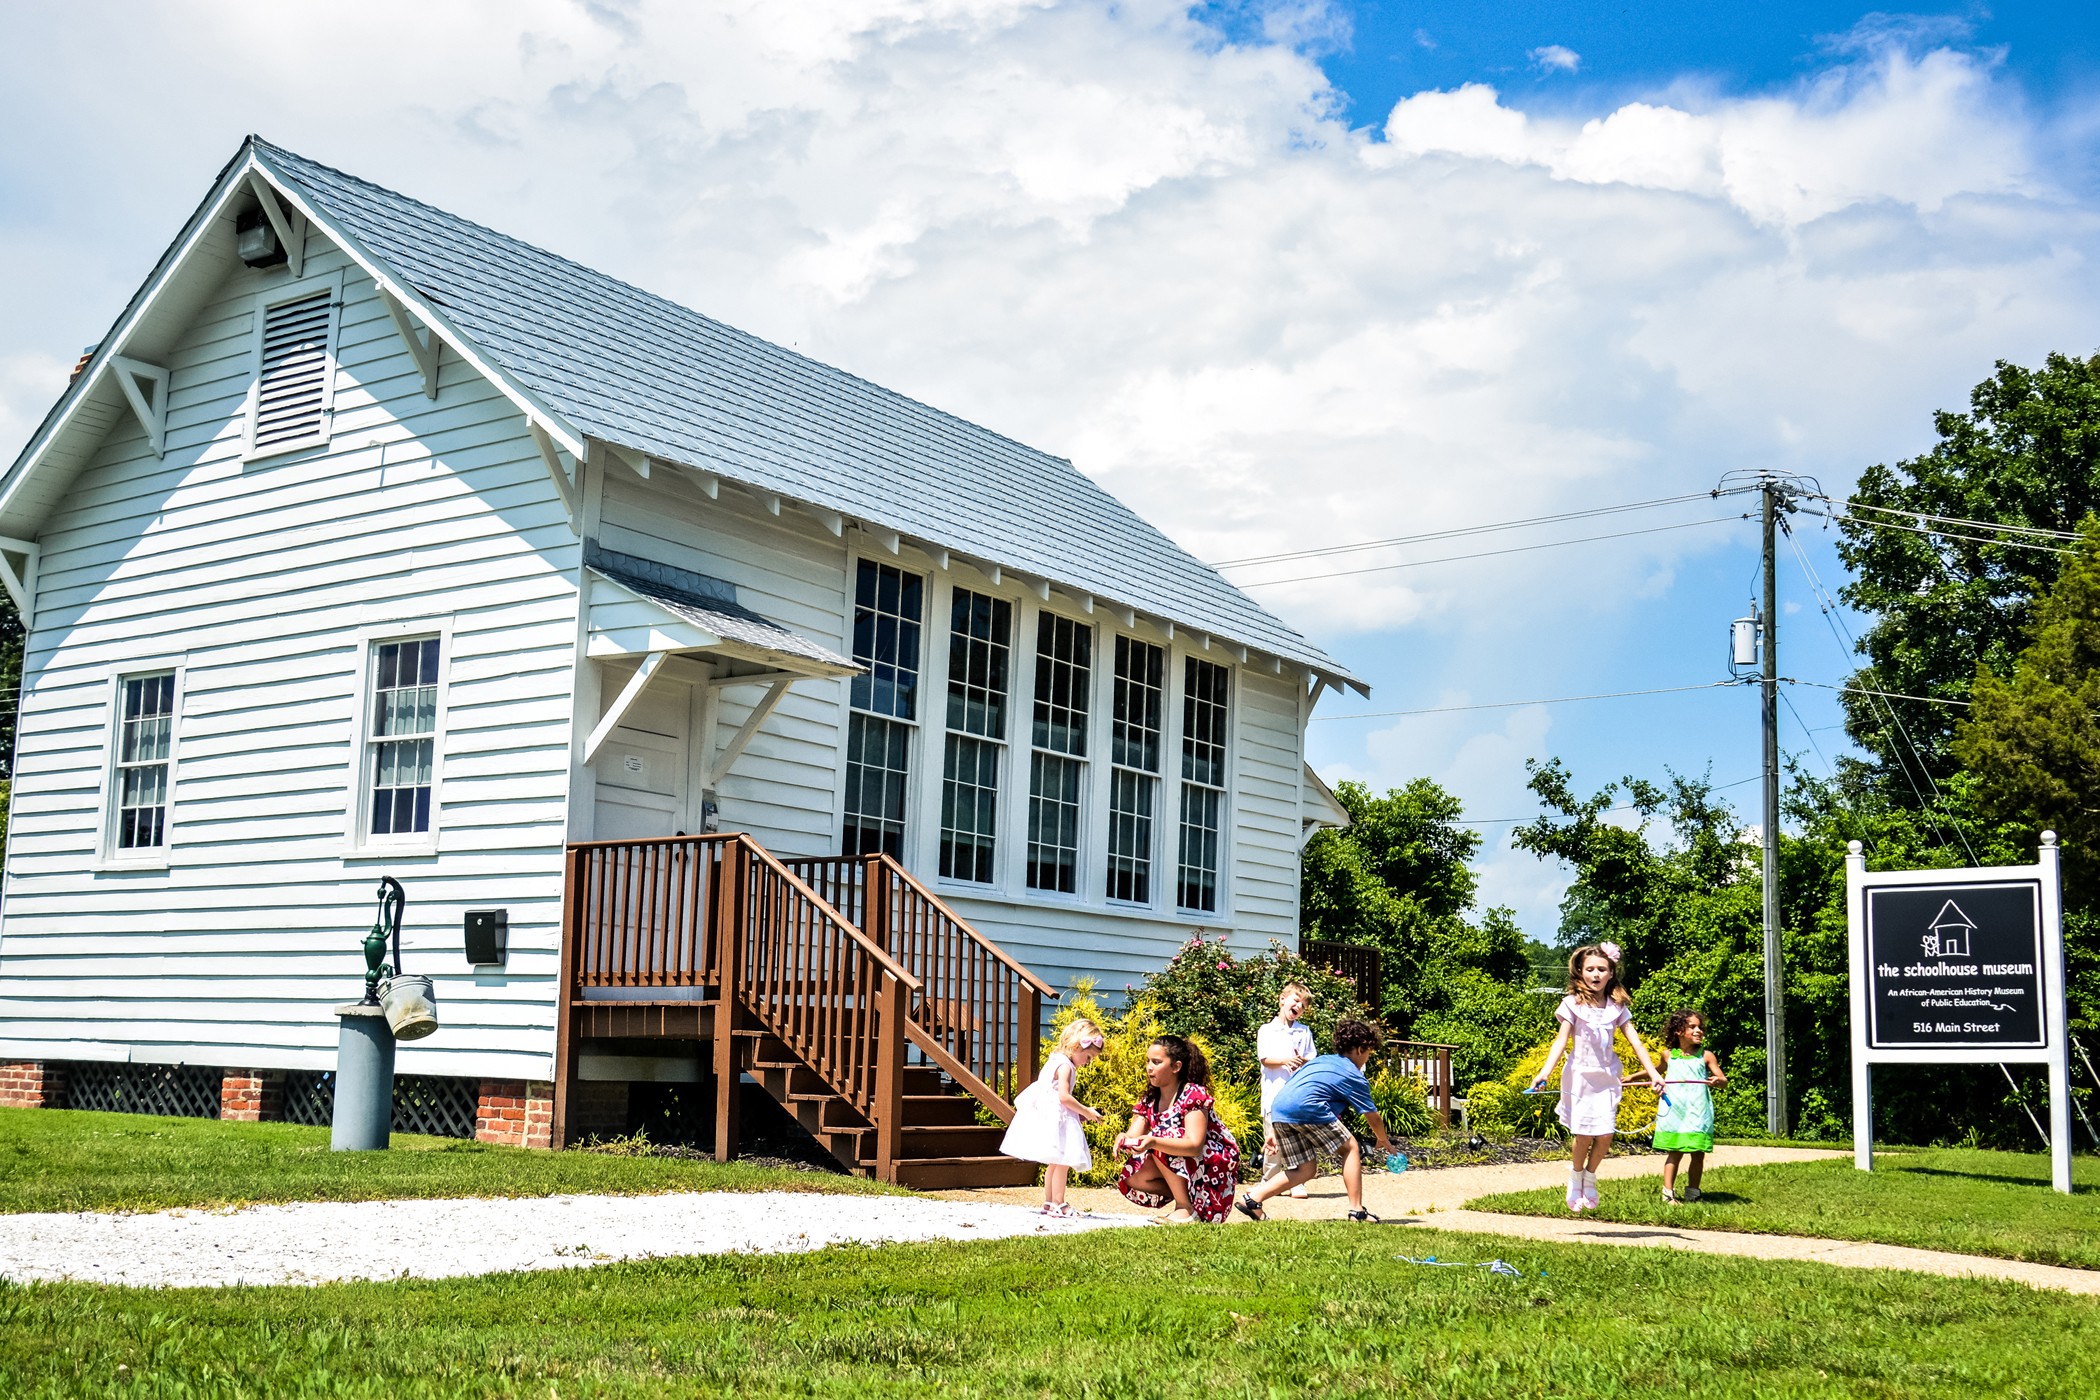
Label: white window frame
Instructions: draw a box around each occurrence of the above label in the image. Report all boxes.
[936,581,1014,887]
[1024,608,1093,898]
[344,621,453,857]
[1175,650,1236,917]
[839,552,928,860]
[1104,631,1167,910]
[243,270,343,461]
[97,663,185,870]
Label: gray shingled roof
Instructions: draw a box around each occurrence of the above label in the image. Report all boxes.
[252,139,1361,689]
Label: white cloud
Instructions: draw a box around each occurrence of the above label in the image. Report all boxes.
[1,3,2094,931]
[1530,45,1581,74]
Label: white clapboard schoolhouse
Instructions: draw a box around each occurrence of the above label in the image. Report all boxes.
[0,138,1361,1182]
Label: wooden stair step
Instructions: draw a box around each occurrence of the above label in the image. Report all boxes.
[901,1093,986,1126]
[893,1124,1006,1157]
[891,1155,1040,1190]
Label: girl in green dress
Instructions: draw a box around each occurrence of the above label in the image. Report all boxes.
[1655,1010,1727,1203]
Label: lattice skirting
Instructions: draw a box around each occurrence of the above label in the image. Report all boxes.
[282,1070,336,1128]
[63,1062,222,1119]
[393,1074,479,1139]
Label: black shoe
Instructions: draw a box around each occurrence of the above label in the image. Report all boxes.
[1346,1207,1380,1223]
[1236,1193,1267,1222]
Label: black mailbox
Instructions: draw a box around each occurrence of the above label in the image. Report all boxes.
[465,909,507,967]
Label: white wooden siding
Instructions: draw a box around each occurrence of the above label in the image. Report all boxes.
[0,235,580,1081]
[594,470,851,852]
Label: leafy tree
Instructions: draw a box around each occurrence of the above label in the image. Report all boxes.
[1837,352,2100,790]
[1302,778,1548,1081]
[1950,517,2100,1039]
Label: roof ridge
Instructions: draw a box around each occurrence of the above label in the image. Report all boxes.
[252,137,1086,473]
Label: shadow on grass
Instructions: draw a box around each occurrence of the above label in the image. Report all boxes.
[1901,1166,2081,1189]
[1674,1191,1750,1204]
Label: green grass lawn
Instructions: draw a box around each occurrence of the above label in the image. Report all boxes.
[0,1107,893,1215]
[2,1223,2095,1398]
[1467,1148,2100,1269]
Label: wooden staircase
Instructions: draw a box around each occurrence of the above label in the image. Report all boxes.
[551,834,1051,1187]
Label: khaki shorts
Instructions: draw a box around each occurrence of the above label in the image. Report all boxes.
[1270,1117,1355,1173]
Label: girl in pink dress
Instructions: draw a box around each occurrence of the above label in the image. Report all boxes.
[1531,942,1665,1213]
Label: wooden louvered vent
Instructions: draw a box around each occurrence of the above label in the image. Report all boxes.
[252,290,334,453]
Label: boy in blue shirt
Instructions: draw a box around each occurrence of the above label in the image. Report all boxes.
[1236,1018,1395,1222]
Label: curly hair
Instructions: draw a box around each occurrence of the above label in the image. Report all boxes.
[1332,1017,1382,1057]
[1664,1009,1705,1051]
[1150,1034,1211,1088]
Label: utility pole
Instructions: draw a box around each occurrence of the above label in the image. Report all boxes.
[1760,477,1789,1138]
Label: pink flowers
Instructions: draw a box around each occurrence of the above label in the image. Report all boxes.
[1216,961,1229,971]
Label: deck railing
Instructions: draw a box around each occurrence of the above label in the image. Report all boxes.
[1386,1038,1458,1127]
[561,833,923,1172]
[783,853,1057,1120]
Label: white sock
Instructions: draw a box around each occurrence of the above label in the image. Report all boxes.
[1581,1170,1597,1195]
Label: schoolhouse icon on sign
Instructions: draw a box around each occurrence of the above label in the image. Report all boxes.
[1922,900,1976,959]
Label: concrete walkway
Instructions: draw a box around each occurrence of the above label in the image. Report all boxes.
[940,1145,2100,1296]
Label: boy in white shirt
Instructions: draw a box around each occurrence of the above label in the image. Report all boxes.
[1257,982,1318,1197]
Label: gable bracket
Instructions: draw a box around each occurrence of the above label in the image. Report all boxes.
[376,285,442,398]
[529,419,580,522]
[607,444,651,479]
[245,172,305,277]
[584,649,671,764]
[700,677,793,789]
[0,535,40,619]
[107,356,169,456]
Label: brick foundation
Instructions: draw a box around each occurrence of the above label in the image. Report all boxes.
[565,1080,631,1141]
[475,1078,556,1148]
[0,1060,66,1109]
[219,1068,284,1122]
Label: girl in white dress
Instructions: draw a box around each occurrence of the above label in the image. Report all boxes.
[1000,1018,1106,1216]
[1531,943,1666,1213]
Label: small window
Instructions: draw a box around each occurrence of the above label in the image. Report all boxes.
[1177,657,1230,912]
[1026,614,1091,894]
[844,561,925,858]
[112,673,177,852]
[248,279,339,458]
[939,588,1011,883]
[366,637,440,838]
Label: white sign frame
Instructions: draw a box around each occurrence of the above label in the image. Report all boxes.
[1846,834,2073,1194]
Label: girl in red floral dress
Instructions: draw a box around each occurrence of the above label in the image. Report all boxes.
[1113,1034,1241,1222]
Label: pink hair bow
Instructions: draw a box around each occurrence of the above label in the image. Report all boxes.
[1599,941,1622,963]
[1077,1034,1106,1049]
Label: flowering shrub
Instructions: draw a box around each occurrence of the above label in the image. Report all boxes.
[1040,979,1259,1186]
[1464,1027,1666,1136]
[1136,935,1375,1087]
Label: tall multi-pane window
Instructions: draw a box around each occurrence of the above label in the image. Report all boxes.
[940,588,1011,883]
[844,561,924,857]
[1106,637,1164,903]
[368,638,440,837]
[1026,614,1091,893]
[114,673,176,851]
[1177,656,1230,912]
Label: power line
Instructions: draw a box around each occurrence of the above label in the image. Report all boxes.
[1782,520,1977,864]
[1210,491,1719,569]
[1311,680,1742,723]
[1232,515,1747,590]
[1830,497,2084,542]
[1803,505,2076,556]
[1788,678,1972,708]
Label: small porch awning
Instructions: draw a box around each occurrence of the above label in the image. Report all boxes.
[584,548,857,680]
[579,547,859,769]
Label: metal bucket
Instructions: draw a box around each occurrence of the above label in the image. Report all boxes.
[381,974,439,1040]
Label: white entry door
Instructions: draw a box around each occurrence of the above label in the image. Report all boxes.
[593,724,689,840]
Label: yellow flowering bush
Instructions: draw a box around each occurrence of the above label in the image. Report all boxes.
[1045,979,1259,1187]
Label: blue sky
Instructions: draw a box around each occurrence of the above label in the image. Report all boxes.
[4,1,2098,935]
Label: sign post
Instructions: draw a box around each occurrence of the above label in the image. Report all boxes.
[1846,833,2073,1194]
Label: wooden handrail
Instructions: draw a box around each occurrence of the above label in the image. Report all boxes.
[782,852,1051,1119]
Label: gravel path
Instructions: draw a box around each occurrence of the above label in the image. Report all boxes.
[0,1191,1134,1289]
